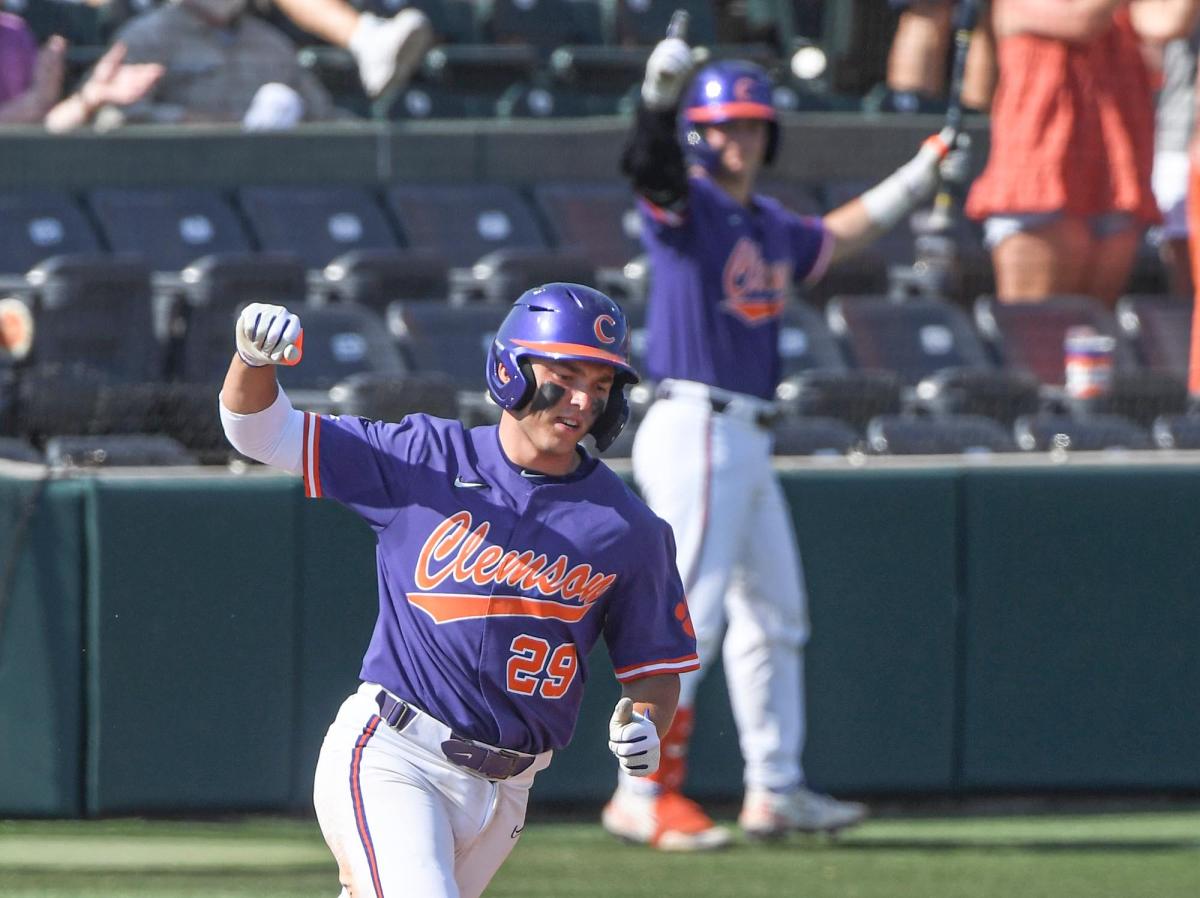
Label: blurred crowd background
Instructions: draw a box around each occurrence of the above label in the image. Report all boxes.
[2,0,1200,465]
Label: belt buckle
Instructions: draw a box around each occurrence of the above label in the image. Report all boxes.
[441,738,533,780]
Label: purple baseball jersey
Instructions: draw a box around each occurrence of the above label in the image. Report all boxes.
[639,173,833,399]
[301,412,699,755]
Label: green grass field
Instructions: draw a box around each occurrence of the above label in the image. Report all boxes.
[2,808,1198,898]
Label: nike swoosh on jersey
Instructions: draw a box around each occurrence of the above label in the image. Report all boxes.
[511,824,524,838]
[453,476,487,488]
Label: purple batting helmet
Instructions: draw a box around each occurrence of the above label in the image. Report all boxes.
[679,59,780,173]
[486,283,639,451]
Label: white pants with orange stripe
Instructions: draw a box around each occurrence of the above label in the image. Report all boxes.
[631,391,811,793]
[313,683,552,898]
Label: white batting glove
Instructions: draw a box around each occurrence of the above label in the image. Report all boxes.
[860,126,960,230]
[641,37,693,111]
[608,697,660,776]
[235,302,303,367]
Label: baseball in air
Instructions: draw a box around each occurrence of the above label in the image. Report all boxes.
[791,44,827,81]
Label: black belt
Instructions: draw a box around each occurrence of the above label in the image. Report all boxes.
[376,691,535,781]
[657,385,780,429]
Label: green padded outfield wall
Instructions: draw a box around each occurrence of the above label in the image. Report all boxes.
[0,476,88,816]
[959,466,1200,791]
[83,476,300,815]
[4,460,1200,817]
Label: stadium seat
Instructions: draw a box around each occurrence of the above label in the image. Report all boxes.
[418,44,540,94]
[1013,412,1153,452]
[26,254,159,382]
[865,413,1017,455]
[0,191,102,276]
[320,248,450,309]
[385,183,552,267]
[775,368,903,434]
[148,382,231,464]
[770,414,860,456]
[826,294,1042,423]
[973,295,1137,387]
[826,295,991,383]
[532,181,643,269]
[387,300,510,424]
[328,370,460,421]
[482,0,594,49]
[1151,413,1200,450]
[8,362,105,445]
[449,247,596,303]
[0,436,43,464]
[1115,294,1192,380]
[608,0,717,46]
[975,295,1184,425]
[387,300,509,389]
[176,253,309,383]
[179,252,309,311]
[384,81,487,119]
[87,187,252,272]
[778,299,849,377]
[273,305,408,394]
[547,45,649,99]
[44,434,198,468]
[238,186,401,269]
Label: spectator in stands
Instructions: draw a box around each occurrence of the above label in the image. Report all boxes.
[884,0,996,112]
[270,0,433,99]
[1152,23,1200,297]
[0,12,60,124]
[0,12,162,130]
[96,0,344,127]
[965,0,1200,308]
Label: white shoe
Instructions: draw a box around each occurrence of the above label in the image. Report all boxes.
[350,9,435,98]
[602,789,732,852]
[739,786,867,838]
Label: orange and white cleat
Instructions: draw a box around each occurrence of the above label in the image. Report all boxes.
[602,788,732,852]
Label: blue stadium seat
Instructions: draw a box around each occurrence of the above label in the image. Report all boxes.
[238,185,401,268]
[88,186,253,272]
[0,191,102,276]
[385,183,551,267]
[532,181,643,269]
[1013,412,1153,452]
[866,413,1017,455]
[1115,294,1192,381]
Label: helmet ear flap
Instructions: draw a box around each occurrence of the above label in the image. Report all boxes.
[513,360,537,410]
[590,374,633,452]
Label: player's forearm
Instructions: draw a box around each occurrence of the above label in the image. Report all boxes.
[622,673,680,740]
[222,354,280,413]
[621,104,688,209]
[823,198,888,266]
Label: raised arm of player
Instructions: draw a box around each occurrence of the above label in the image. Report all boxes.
[620,36,694,211]
[219,303,305,473]
[822,127,960,265]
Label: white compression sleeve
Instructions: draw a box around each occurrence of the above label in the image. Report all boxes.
[218,387,304,475]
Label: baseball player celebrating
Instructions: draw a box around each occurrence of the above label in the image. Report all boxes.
[601,39,961,850]
[219,283,699,897]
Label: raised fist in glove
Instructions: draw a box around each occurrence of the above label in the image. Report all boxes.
[608,697,660,776]
[235,302,303,367]
[642,37,693,111]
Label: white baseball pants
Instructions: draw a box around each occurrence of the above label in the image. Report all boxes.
[313,683,552,898]
[632,390,811,792]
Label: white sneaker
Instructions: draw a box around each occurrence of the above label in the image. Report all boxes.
[602,789,732,852]
[739,786,867,838]
[350,9,435,98]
